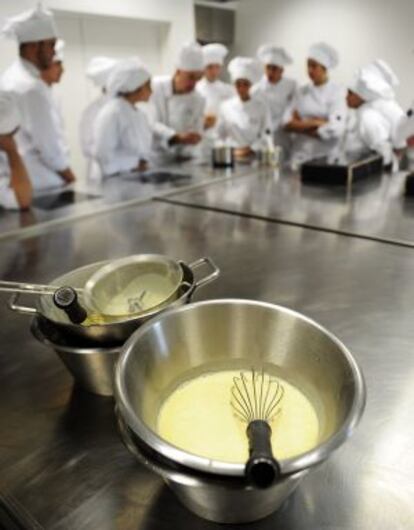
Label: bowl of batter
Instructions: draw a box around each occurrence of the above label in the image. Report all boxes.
[115,299,366,523]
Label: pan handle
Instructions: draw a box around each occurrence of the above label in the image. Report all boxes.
[8,292,39,316]
[188,257,220,290]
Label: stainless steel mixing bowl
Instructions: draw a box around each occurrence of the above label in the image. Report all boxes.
[31,317,120,396]
[115,299,366,523]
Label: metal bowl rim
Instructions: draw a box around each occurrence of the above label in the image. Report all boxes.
[83,253,184,318]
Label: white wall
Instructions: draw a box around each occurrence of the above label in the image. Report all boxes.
[0,0,195,73]
[235,0,414,108]
[0,1,195,180]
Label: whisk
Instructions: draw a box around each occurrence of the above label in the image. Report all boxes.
[231,368,284,488]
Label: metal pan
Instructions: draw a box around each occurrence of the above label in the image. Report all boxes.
[9,257,220,345]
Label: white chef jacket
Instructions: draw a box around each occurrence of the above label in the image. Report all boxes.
[253,76,297,153]
[253,76,297,131]
[150,75,206,157]
[344,104,393,165]
[216,95,272,149]
[51,90,70,163]
[283,80,347,165]
[196,78,234,116]
[92,97,152,177]
[0,152,19,209]
[79,94,109,181]
[370,98,406,149]
[395,104,414,148]
[1,59,69,190]
[80,95,108,159]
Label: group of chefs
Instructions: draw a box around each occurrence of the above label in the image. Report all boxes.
[1,4,414,211]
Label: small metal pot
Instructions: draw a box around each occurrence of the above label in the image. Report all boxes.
[115,299,366,523]
[9,257,219,345]
[257,146,282,168]
[212,146,235,169]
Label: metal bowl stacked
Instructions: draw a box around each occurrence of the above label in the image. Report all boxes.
[18,256,220,395]
[115,299,366,523]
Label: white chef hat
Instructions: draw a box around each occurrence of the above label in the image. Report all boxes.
[202,43,228,67]
[1,4,58,44]
[0,91,20,135]
[176,42,204,72]
[53,39,64,63]
[106,57,151,96]
[228,57,262,84]
[257,44,293,67]
[349,65,393,102]
[350,59,399,101]
[308,42,339,70]
[372,59,399,87]
[86,57,119,88]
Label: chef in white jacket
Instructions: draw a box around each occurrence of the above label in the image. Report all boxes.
[196,43,233,130]
[1,5,76,189]
[366,60,405,152]
[345,65,397,167]
[283,42,347,167]
[40,40,70,166]
[150,42,205,160]
[253,45,296,153]
[216,57,271,159]
[79,57,119,181]
[0,91,32,210]
[92,58,153,177]
[395,107,414,149]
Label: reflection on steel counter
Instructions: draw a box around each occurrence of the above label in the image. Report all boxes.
[122,171,193,184]
[32,190,101,211]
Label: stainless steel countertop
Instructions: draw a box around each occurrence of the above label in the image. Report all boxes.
[3,160,413,247]
[159,167,414,246]
[0,163,249,242]
[0,199,413,529]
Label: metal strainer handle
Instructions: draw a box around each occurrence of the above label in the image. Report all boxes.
[188,257,220,290]
[0,280,83,296]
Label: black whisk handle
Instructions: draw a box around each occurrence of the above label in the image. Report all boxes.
[53,286,87,324]
[246,420,280,488]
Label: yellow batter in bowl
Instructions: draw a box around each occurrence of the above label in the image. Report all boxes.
[157,370,320,463]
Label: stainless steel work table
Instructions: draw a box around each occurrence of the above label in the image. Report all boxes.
[0,163,251,242]
[158,168,414,246]
[0,198,413,529]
